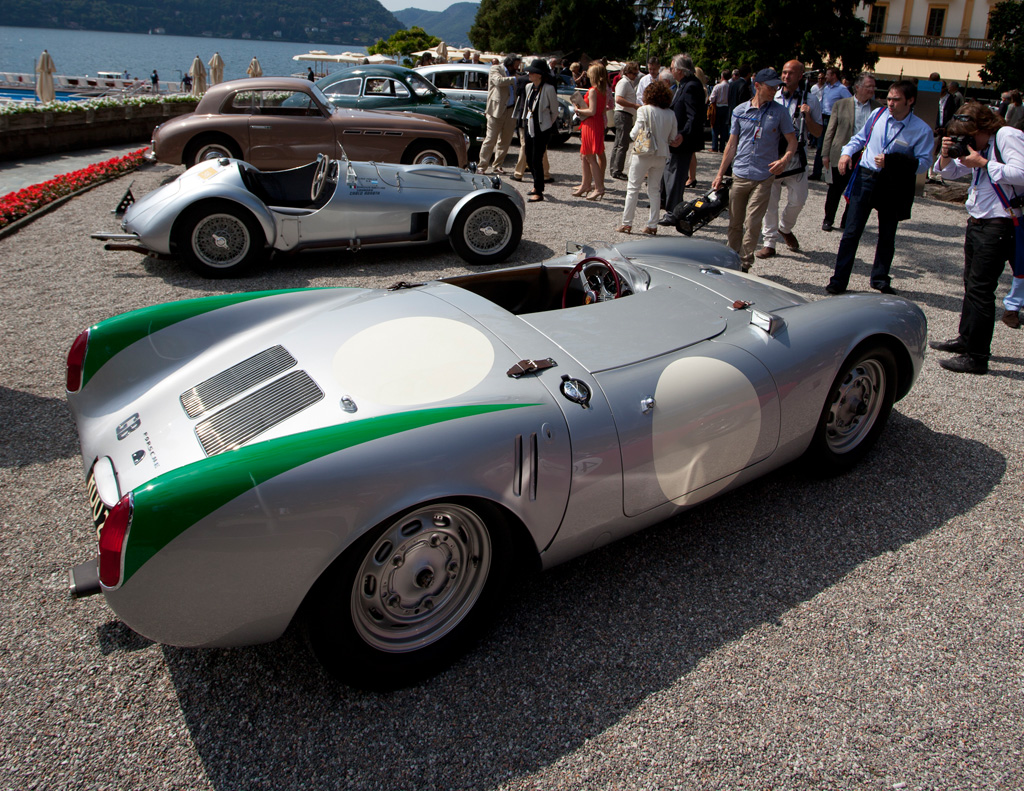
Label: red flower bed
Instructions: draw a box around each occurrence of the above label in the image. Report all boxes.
[0,148,147,230]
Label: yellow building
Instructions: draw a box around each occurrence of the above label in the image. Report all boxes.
[857,0,997,84]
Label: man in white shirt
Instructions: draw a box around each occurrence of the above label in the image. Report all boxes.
[756,59,822,259]
[636,56,659,100]
[810,67,851,179]
[930,103,1024,373]
[708,69,731,152]
[610,61,641,179]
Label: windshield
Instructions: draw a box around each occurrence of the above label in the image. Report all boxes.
[574,242,652,293]
[308,83,337,112]
[406,72,440,98]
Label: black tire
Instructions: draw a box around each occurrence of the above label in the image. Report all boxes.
[172,201,267,278]
[449,194,523,265]
[401,140,456,167]
[183,136,241,168]
[306,501,512,689]
[806,344,898,473]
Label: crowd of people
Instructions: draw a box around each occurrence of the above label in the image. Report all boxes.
[471,50,1023,376]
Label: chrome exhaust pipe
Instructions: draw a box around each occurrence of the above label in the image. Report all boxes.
[69,559,101,599]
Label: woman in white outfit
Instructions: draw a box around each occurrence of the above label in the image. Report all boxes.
[618,80,682,234]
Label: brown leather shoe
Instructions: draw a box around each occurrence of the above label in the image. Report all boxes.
[1002,309,1021,329]
[780,231,800,251]
[754,246,776,259]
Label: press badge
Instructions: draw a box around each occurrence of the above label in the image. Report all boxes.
[753,126,763,140]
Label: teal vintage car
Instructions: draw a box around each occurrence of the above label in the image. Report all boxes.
[317,65,488,157]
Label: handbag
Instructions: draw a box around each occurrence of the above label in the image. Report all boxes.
[632,108,652,155]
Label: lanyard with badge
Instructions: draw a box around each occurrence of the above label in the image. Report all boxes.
[751,102,772,140]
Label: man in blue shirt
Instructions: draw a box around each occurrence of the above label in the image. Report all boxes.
[826,80,934,295]
[712,68,798,271]
[809,67,851,180]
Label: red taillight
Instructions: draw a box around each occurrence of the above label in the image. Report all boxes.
[66,329,90,392]
[98,493,133,588]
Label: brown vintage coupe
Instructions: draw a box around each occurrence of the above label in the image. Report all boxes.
[148,77,470,170]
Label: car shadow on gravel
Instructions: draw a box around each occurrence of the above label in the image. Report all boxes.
[151,412,1005,791]
[0,386,78,468]
[134,239,560,291]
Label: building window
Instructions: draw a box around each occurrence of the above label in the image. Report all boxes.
[926,6,946,37]
[868,4,887,34]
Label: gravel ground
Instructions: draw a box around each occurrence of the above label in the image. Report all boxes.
[1,143,1022,791]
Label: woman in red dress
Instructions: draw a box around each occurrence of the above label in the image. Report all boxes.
[572,62,608,200]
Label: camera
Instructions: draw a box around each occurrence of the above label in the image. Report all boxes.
[946,134,977,159]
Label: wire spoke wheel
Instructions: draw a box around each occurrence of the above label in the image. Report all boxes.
[190,212,252,268]
[462,205,513,256]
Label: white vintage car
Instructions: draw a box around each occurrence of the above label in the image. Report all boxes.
[93,153,525,276]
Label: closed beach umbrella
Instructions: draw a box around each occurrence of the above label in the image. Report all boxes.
[437,41,448,63]
[36,49,56,103]
[246,56,263,78]
[189,55,207,95]
[208,52,225,85]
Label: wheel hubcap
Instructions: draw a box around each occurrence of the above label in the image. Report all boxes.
[825,358,886,453]
[463,206,512,255]
[352,504,491,653]
[414,150,446,166]
[191,213,250,267]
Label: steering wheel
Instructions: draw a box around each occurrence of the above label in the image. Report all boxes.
[561,256,622,308]
[310,153,329,202]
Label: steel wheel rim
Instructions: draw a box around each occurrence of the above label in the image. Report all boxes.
[351,504,491,653]
[190,213,251,268]
[825,358,886,454]
[412,149,446,166]
[463,205,512,255]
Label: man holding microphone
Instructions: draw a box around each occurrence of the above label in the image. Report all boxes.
[929,102,1024,374]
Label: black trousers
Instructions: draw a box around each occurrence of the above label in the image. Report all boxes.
[829,168,900,291]
[959,218,1015,358]
[526,125,553,195]
[823,166,850,227]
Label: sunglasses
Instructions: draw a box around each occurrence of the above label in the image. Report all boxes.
[951,114,972,122]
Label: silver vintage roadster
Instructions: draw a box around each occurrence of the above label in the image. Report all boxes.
[66,239,926,688]
[93,153,525,276]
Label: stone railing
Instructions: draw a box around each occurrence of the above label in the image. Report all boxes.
[867,33,993,52]
[0,101,198,161]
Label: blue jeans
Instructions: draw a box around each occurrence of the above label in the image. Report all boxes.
[829,168,900,291]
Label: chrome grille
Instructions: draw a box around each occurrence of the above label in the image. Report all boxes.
[86,470,110,530]
[180,346,296,418]
[195,370,324,456]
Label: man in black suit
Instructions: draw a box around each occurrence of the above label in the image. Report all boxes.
[727,65,751,114]
[660,53,706,219]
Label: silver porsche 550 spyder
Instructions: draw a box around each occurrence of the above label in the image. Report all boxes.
[66,239,926,689]
[92,153,525,277]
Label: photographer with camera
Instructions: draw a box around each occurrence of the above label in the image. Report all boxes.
[929,102,1024,374]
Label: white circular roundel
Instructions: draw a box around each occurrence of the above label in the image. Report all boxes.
[333,317,495,406]
[652,356,761,502]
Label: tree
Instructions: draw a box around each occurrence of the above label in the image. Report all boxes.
[682,0,878,76]
[368,26,440,58]
[469,0,638,59]
[980,0,1024,89]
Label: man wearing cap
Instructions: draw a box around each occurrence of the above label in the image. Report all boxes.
[712,67,798,272]
[478,53,521,174]
[826,80,933,295]
[756,59,822,259]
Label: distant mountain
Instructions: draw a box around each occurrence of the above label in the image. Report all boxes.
[7,0,402,45]
[394,3,480,47]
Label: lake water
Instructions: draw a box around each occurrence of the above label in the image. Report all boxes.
[0,26,368,83]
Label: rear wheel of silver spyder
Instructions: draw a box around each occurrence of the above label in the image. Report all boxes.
[174,202,266,278]
[306,501,511,689]
[449,194,522,265]
[807,344,897,472]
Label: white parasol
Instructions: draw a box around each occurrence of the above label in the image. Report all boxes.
[246,56,263,78]
[208,52,225,85]
[35,49,56,103]
[189,55,207,95]
[436,41,448,62]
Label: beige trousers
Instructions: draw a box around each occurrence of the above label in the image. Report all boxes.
[479,108,516,170]
[727,175,775,266]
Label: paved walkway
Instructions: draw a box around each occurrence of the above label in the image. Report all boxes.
[0,144,145,195]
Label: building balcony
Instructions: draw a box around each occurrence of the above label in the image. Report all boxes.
[867,33,992,63]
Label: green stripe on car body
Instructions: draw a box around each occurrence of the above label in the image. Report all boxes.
[123,403,536,583]
[82,288,340,387]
